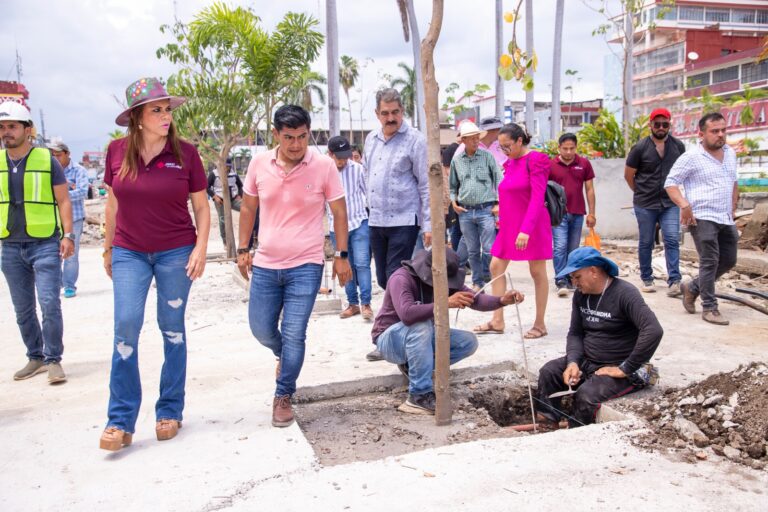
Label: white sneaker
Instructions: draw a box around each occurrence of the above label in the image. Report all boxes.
[641,280,656,293]
[666,281,682,297]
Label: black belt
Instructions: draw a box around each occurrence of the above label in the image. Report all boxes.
[459,201,495,210]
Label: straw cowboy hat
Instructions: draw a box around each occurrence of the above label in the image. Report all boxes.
[115,77,186,127]
[456,120,487,140]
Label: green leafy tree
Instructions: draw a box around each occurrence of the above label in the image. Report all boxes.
[730,85,768,127]
[339,55,359,141]
[577,109,625,158]
[684,87,725,115]
[439,82,491,122]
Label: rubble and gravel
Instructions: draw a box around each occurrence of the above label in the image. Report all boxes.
[623,362,768,470]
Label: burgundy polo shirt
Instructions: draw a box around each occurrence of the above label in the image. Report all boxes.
[548,155,595,215]
[104,138,207,253]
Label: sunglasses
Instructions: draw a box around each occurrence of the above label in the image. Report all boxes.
[652,122,670,129]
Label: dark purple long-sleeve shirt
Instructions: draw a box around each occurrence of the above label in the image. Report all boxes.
[371,267,503,343]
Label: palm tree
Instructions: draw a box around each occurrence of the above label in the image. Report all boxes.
[524,0,534,132]
[339,55,359,142]
[326,0,340,136]
[551,0,565,138]
[396,0,426,131]
[389,62,417,126]
[495,0,505,118]
[293,70,326,113]
[108,129,124,140]
[684,87,726,115]
[730,85,768,128]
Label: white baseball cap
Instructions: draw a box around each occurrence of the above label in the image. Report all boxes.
[0,101,33,124]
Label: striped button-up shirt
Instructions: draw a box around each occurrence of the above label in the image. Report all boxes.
[664,143,737,225]
[64,161,90,222]
[328,160,368,232]
[363,121,431,232]
[449,147,503,206]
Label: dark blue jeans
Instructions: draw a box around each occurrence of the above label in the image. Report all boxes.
[458,206,496,287]
[107,245,194,433]
[330,220,372,305]
[634,206,681,284]
[552,213,584,286]
[369,224,420,289]
[1,239,64,363]
[249,263,323,397]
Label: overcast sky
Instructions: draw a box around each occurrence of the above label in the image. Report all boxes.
[1,0,622,160]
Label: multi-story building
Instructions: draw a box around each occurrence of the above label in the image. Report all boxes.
[0,81,29,107]
[610,1,768,120]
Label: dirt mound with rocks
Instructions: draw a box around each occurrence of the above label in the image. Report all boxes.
[625,362,768,470]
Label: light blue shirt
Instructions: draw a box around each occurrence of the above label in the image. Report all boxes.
[363,121,431,232]
[328,160,367,233]
[64,161,90,222]
[665,143,737,225]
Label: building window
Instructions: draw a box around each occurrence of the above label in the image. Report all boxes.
[653,5,676,21]
[712,66,739,84]
[705,8,730,23]
[731,9,755,24]
[758,10,768,24]
[742,61,768,84]
[679,6,704,21]
[686,72,710,88]
[633,73,683,98]
[633,43,684,74]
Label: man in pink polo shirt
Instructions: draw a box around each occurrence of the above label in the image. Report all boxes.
[237,105,352,428]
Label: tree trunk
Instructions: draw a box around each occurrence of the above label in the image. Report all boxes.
[326,0,341,137]
[420,0,449,426]
[407,0,427,133]
[217,144,236,259]
[622,10,634,153]
[524,0,535,133]
[551,0,564,140]
[495,0,505,119]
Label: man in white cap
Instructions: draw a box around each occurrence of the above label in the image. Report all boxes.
[0,101,74,384]
[47,139,90,298]
[449,121,503,292]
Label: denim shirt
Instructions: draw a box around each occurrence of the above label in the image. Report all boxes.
[363,122,431,232]
[64,161,91,222]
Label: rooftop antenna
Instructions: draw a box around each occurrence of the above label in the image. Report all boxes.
[15,48,22,83]
[39,109,47,140]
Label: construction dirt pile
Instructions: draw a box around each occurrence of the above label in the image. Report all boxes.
[624,362,768,470]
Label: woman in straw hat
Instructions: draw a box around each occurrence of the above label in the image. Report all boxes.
[99,77,210,451]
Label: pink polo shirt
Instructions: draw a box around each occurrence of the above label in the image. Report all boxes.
[243,148,345,269]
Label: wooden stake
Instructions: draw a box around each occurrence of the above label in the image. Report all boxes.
[420,0,448,425]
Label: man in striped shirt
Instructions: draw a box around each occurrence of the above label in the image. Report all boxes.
[327,136,373,320]
[665,112,739,326]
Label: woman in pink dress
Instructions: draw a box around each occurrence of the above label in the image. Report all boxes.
[475,123,551,338]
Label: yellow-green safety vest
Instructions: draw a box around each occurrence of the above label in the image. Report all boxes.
[0,147,61,239]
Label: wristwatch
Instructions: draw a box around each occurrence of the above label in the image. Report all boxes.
[63,232,76,241]
[334,250,348,259]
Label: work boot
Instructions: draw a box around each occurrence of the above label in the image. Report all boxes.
[681,281,698,314]
[156,419,182,441]
[340,304,361,319]
[13,359,46,381]
[666,281,682,298]
[641,280,656,293]
[47,363,67,384]
[99,427,133,452]
[366,348,383,361]
[272,395,294,427]
[397,391,436,415]
[361,304,374,321]
[702,309,729,325]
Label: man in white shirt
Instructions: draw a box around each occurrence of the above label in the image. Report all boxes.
[665,112,739,326]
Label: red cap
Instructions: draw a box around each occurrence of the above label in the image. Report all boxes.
[649,108,671,121]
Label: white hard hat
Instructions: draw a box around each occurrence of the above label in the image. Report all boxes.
[0,101,33,124]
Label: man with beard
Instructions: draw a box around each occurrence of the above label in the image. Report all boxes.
[625,108,686,295]
[665,113,738,325]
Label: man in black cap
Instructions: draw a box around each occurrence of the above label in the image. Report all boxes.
[370,248,524,414]
[536,247,663,427]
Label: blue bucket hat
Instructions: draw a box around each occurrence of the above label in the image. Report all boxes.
[556,247,619,279]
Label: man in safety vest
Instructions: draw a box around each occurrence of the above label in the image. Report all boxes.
[0,101,74,384]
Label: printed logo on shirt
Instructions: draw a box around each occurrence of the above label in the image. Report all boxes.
[305,183,313,191]
[163,162,183,170]
[580,306,612,323]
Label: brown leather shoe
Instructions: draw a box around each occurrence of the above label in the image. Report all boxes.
[100,427,133,451]
[702,309,729,325]
[339,305,361,319]
[272,395,294,427]
[156,419,182,441]
[361,304,374,320]
[681,281,698,314]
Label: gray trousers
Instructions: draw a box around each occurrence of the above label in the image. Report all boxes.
[688,219,739,311]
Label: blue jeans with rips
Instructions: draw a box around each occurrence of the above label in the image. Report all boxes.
[106,245,194,434]
[330,219,372,305]
[458,206,497,287]
[61,218,83,291]
[552,213,584,286]
[634,206,682,284]
[249,263,323,397]
[376,320,478,395]
[1,239,64,363]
